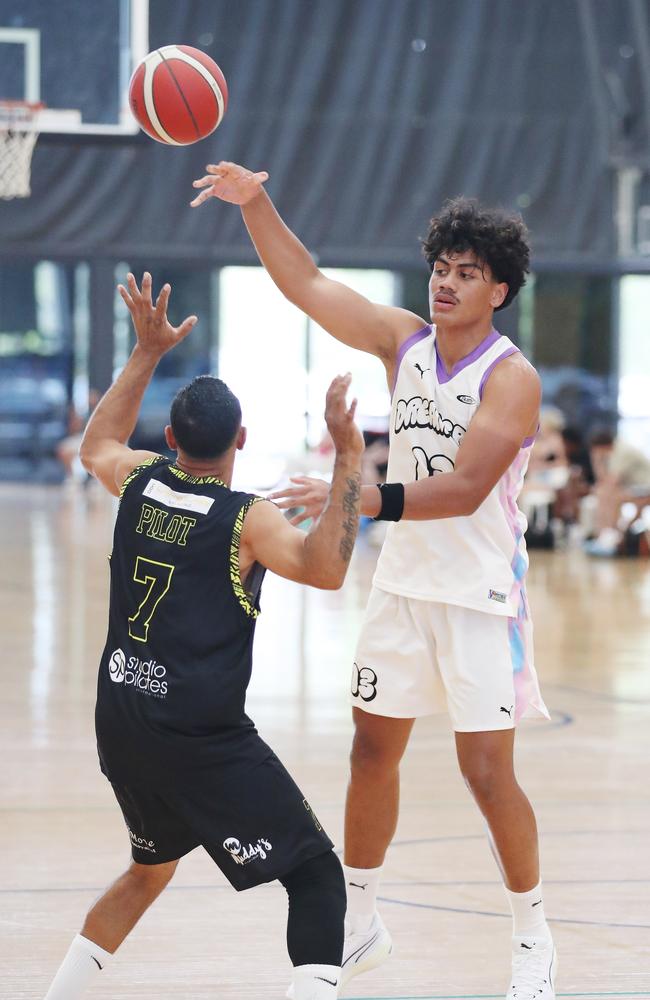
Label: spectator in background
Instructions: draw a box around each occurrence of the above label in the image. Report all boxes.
[521,412,599,545]
[520,407,570,546]
[360,428,389,485]
[561,426,594,488]
[526,406,567,478]
[555,426,594,526]
[585,428,650,556]
[359,426,390,546]
[57,389,100,481]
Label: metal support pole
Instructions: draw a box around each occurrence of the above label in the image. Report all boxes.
[615,166,641,257]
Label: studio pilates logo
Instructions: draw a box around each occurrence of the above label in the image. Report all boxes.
[108,648,126,682]
[107,648,168,697]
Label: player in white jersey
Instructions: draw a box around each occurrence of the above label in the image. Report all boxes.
[191,163,557,999]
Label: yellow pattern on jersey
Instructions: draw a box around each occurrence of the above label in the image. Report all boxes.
[230,497,264,618]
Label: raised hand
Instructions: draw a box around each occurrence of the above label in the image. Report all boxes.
[117,272,197,358]
[190,161,269,207]
[324,373,364,456]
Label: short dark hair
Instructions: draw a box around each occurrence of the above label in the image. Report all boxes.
[561,426,584,447]
[170,376,242,459]
[589,427,615,448]
[421,197,530,310]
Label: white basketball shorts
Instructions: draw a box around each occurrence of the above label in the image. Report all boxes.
[351,587,550,731]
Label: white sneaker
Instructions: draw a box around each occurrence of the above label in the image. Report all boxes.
[507,936,557,1000]
[340,912,393,989]
[285,913,392,999]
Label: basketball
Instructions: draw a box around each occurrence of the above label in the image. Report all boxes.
[128,45,228,145]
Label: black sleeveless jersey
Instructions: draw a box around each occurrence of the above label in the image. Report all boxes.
[95,457,270,788]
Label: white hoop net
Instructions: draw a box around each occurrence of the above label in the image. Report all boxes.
[0,102,42,200]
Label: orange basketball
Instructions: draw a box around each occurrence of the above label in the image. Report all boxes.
[129,45,228,145]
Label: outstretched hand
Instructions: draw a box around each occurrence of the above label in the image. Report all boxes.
[268,476,330,526]
[117,272,197,358]
[190,161,269,207]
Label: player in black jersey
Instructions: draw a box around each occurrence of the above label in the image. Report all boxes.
[43,272,363,1000]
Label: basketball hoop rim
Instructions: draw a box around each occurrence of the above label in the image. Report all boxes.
[0,100,46,130]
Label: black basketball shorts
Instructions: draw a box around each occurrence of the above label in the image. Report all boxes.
[110,752,333,891]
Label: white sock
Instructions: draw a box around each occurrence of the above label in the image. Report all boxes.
[504,882,552,941]
[597,527,621,548]
[292,963,341,1000]
[44,933,113,999]
[343,864,382,933]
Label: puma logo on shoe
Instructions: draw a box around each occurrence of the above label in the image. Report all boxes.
[532,899,543,907]
[343,931,380,967]
[91,956,103,970]
[520,942,534,949]
[316,978,338,987]
[500,705,514,718]
[349,881,368,890]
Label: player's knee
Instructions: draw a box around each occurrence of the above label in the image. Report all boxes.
[280,852,345,967]
[128,859,178,892]
[281,850,346,915]
[350,726,401,775]
[458,757,514,806]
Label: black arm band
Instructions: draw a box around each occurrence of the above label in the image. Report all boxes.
[373,482,405,522]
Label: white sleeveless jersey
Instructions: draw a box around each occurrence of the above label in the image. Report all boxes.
[373,325,535,618]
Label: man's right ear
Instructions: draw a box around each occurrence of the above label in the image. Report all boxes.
[236,426,247,451]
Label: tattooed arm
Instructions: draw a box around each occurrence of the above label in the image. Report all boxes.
[338,471,361,564]
[240,375,364,589]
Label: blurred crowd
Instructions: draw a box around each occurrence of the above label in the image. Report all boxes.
[520,408,650,558]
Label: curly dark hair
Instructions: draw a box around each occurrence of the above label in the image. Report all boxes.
[421,197,530,311]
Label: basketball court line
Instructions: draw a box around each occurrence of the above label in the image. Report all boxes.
[345,994,650,999]
[387,831,649,848]
[378,878,650,886]
[377,895,650,931]
[4,876,650,896]
[3,886,647,931]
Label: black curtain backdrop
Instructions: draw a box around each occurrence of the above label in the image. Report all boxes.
[2,0,649,268]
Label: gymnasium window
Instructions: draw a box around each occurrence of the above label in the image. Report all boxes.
[0,261,73,482]
[219,266,395,493]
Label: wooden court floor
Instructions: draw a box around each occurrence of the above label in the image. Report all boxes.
[1,483,650,999]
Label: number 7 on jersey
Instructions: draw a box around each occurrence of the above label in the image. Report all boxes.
[128,556,175,642]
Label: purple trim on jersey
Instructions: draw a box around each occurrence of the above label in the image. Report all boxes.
[521,433,536,448]
[435,327,501,384]
[478,345,519,400]
[391,324,431,395]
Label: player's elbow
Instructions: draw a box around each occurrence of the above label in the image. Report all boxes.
[78,440,94,474]
[311,573,345,591]
[452,478,488,517]
[463,484,490,515]
[304,565,346,590]
[459,494,480,516]
[284,270,326,312]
